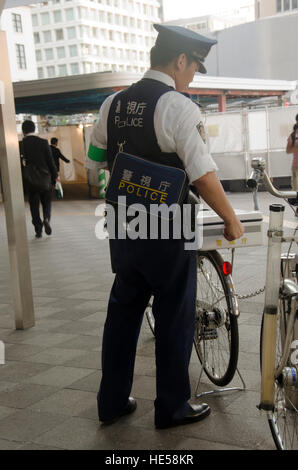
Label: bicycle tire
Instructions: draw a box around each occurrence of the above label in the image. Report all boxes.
[260,298,298,450]
[194,250,239,386]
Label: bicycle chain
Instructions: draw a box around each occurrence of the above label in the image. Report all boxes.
[234,286,266,300]
[210,279,266,300]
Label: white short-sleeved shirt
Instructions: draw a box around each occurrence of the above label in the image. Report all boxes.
[85,69,218,184]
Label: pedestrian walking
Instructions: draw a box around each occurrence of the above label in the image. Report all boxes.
[50,137,70,174]
[286,114,298,190]
[20,120,57,238]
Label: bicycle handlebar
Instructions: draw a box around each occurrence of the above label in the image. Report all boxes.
[248,158,298,201]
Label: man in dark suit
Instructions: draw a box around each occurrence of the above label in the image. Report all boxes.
[20,120,58,238]
[50,137,70,174]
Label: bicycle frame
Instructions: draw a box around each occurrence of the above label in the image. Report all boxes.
[248,158,298,412]
[260,204,285,410]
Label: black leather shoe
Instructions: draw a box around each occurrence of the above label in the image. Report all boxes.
[156,403,211,429]
[43,219,52,235]
[35,232,42,239]
[100,397,137,424]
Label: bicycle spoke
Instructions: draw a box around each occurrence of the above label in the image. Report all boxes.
[195,252,238,386]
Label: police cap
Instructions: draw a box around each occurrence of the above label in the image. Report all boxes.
[153,24,217,74]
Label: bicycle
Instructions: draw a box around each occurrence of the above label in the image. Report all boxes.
[145,190,241,388]
[248,157,298,450]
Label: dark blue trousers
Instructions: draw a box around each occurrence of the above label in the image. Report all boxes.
[98,238,196,427]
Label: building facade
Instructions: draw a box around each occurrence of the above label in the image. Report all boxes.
[162,0,255,35]
[256,0,298,18]
[163,15,246,34]
[0,6,37,82]
[31,0,161,80]
[204,12,298,81]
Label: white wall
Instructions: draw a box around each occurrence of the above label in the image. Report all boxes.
[1,6,37,82]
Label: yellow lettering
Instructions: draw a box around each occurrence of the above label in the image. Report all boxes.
[127,185,135,194]
[150,192,158,201]
[118,181,126,190]
[160,194,168,204]
[137,188,143,198]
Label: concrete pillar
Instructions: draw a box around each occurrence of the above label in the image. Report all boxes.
[0,30,35,330]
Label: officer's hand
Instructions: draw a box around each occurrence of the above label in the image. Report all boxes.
[223,217,244,242]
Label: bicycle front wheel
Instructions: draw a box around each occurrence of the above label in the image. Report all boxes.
[194,250,239,386]
[261,297,298,450]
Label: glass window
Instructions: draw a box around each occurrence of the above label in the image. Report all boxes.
[41,12,50,25]
[15,44,27,69]
[35,49,42,61]
[45,48,54,60]
[65,8,75,21]
[43,31,52,43]
[276,0,282,11]
[79,25,90,38]
[293,0,298,8]
[67,26,76,39]
[78,6,88,19]
[284,0,290,9]
[58,64,67,76]
[47,66,55,78]
[34,32,40,43]
[57,46,66,58]
[31,14,38,27]
[53,10,62,22]
[37,67,44,79]
[55,29,64,40]
[83,62,92,74]
[81,44,91,55]
[70,63,80,75]
[69,44,78,57]
[91,9,97,20]
[12,13,23,32]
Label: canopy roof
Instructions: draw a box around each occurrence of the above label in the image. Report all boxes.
[13,71,297,115]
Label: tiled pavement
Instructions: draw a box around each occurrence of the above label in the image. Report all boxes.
[0,190,295,450]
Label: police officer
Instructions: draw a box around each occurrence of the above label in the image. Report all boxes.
[85,24,244,429]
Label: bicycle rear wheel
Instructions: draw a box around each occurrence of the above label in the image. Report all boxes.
[261,297,298,450]
[194,250,239,386]
[145,296,155,335]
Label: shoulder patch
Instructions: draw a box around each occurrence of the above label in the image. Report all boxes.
[197,122,206,144]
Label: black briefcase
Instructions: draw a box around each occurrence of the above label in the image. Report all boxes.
[22,162,51,192]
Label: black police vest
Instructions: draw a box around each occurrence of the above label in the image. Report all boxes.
[107,78,189,201]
